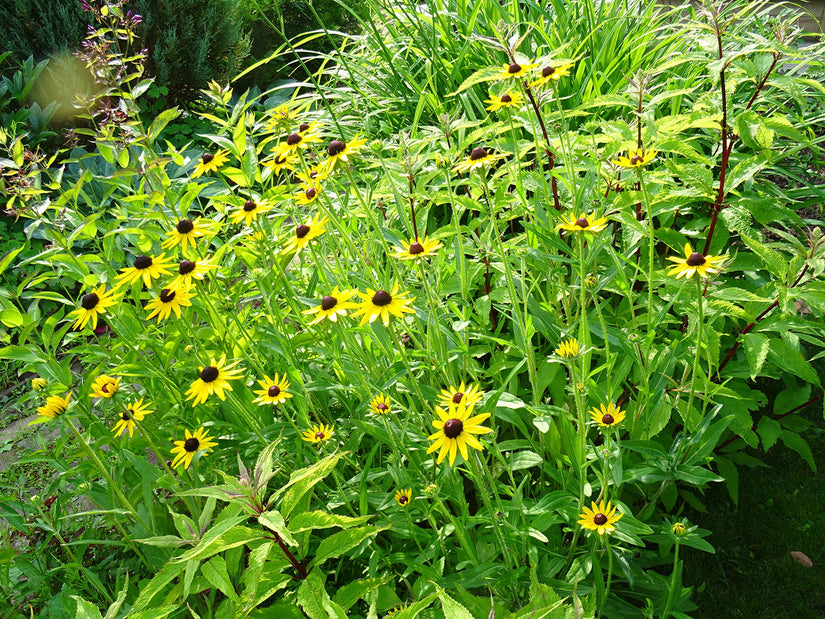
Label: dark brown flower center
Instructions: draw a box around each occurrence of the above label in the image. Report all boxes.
[398,495,409,505]
[602,414,614,425]
[575,217,589,228]
[122,409,133,420]
[299,123,310,132]
[309,170,318,179]
[268,385,281,397]
[179,260,196,275]
[372,290,392,306]
[184,437,200,452]
[200,366,219,382]
[243,200,257,212]
[630,155,642,165]
[286,133,302,146]
[315,431,326,440]
[508,62,521,74]
[686,252,706,267]
[159,288,176,303]
[377,403,388,412]
[305,187,317,199]
[542,65,556,78]
[134,255,152,270]
[202,153,214,164]
[101,383,110,393]
[176,219,194,234]
[81,293,100,310]
[443,418,463,438]
[274,155,287,164]
[296,224,311,238]
[470,147,487,161]
[500,93,512,103]
[409,242,425,255]
[593,513,608,525]
[327,140,346,156]
[321,295,337,310]
[452,392,464,404]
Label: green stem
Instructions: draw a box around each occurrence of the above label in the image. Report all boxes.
[662,540,681,619]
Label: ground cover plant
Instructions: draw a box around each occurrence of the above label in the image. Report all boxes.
[1,0,825,616]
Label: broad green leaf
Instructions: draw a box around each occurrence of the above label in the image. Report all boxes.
[174,524,261,564]
[741,235,788,280]
[440,591,474,619]
[314,525,386,567]
[297,571,347,619]
[148,107,181,145]
[259,510,297,547]
[767,338,821,387]
[202,556,238,602]
[289,510,373,533]
[743,332,770,380]
[0,245,23,277]
[781,431,816,472]
[0,308,24,327]
[130,560,186,612]
[277,452,347,519]
[332,576,391,611]
[756,416,782,451]
[72,596,103,619]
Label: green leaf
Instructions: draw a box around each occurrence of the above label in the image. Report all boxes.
[289,510,373,533]
[781,431,816,472]
[756,416,782,451]
[741,235,788,280]
[202,556,238,602]
[743,333,770,380]
[313,525,386,567]
[0,308,24,327]
[440,591,474,619]
[767,338,821,387]
[147,108,181,145]
[332,576,391,611]
[277,452,347,519]
[0,245,23,278]
[130,560,186,612]
[297,571,347,619]
[259,510,297,547]
[72,596,103,619]
[0,344,44,363]
[102,573,129,619]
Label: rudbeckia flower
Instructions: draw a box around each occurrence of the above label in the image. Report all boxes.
[426,401,492,466]
[612,147,657,168]
[392,236,442,261]
[274,127,323,156]
[31,377,47,391]
[672,521,687,536]
[493,60,538,81]
[161,218,205,253]
[578,500,623,535]
[91,374,119,398]
[229,199,273,227]
[484,91,524,112]
[192,150,229,178]
[301,423,334,444]
[293,183,323,206]
[115,253,174,289]
[302,287,357,325]
[352,284,416,327]
[320,135,368,172]
[370,394,392,415]
[36,393,71,419]
[168,257,219,292]
[666,243,727,280]
[554,338,580,358]
[395,488,412,507]
[68,285,119,330]
[145,287,194,322]
[185,356,245,406]
[437,381,484,408]
[262,152,299,175]
[112,398,153,438]
[452,147,507,174]
[170,426,218,470]
[529,61,575,88]
[557,212,609,234]
[253,373,293,406]
[282,214,329,254]
[589,402,626,428]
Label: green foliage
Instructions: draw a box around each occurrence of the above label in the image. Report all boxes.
[0,0,88,63]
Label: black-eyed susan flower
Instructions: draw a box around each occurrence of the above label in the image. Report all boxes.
[293,183,323,206]
[161,218,204,253]
[36,393,71,419]
[170,426,218,470]
[589,402,626,428]
[485,91,525,112]
[612,147,657,168]
[301,423,334,444]
[91,374,119,398]
[192,150,229,178]
[282,214,329,254]
[391,236,443,261]
[69,285,119,330]
[112,398,152,438]
[185,356,244,406]
[274,128,323,157]
[666,243,727,280]
[296,167,329,186]
[229,198,273,227]
[145,287,194,322]
[555,338,580,359]
[437,381,484,408]
[451,147,506,174]
[168,257,219,292]
[352,284,416,327]
[578,500,623,535]
[115,253,174,289]
[262,152,298,175]
[31,377,47,391]
[672,521,687,536]
[320,135,368,172]
[370,394,392,415]
[529,61,575,88]
[302,287,357,325]
[557,212,609,234]
[264,103,298,131]
[395,488,412,507]
[253,373,292,406]
[493,60,538,81]
[427,401,492,466]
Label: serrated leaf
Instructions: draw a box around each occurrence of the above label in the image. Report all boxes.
[741,235,788,279]
[73,596,103,619]
[314,525,386,567]
[289,510,373,533]
[259,510,297,546]
[720,205,759,238]
[440,591,474,619]
[202,556,238,602]
[743,333,770,380]
[756,416,782,451]
[780,430,816,472]
[767,338,821,387]
[297,571,347,619]
[277,452,347,519]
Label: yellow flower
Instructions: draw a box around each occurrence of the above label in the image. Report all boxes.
[578,500,623,535]
[557,212,609,234]
[352,284,416,327]
[301,423,334,444]
[145,287,194,322]
[452,147,506,174]
[168,256,219,292]
[253,373,293,406]
[229,198,273,227]
[68,285,119,330]
[115,253,174,289]
[36,393,71,419]
[192,150,229,178]
[437,381,484,408]
[319,135,368,173]
[112,398,153,438]
[395,488,412,507]
[302,287,357,325]
[91,374,119,398]
[170,426,218,470]
[493,60,538,81]
[612,147,657,168]
[282,214,329,254]
[484,90,525,112]
[555,338,580,359]
[589,402,626,428]
[392,236,442,261]
[666,243,728,280]
[293,183,323,206]
[262,152,299,175]
[529,61,575,88]
[31,377,47,391]
[426,401,492,466]
[295,167,329,186]
[185,356,245,406]
[370,394,392,415]
[161,218,205,253]
[273,127,323,156]
[672,521,687,536]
